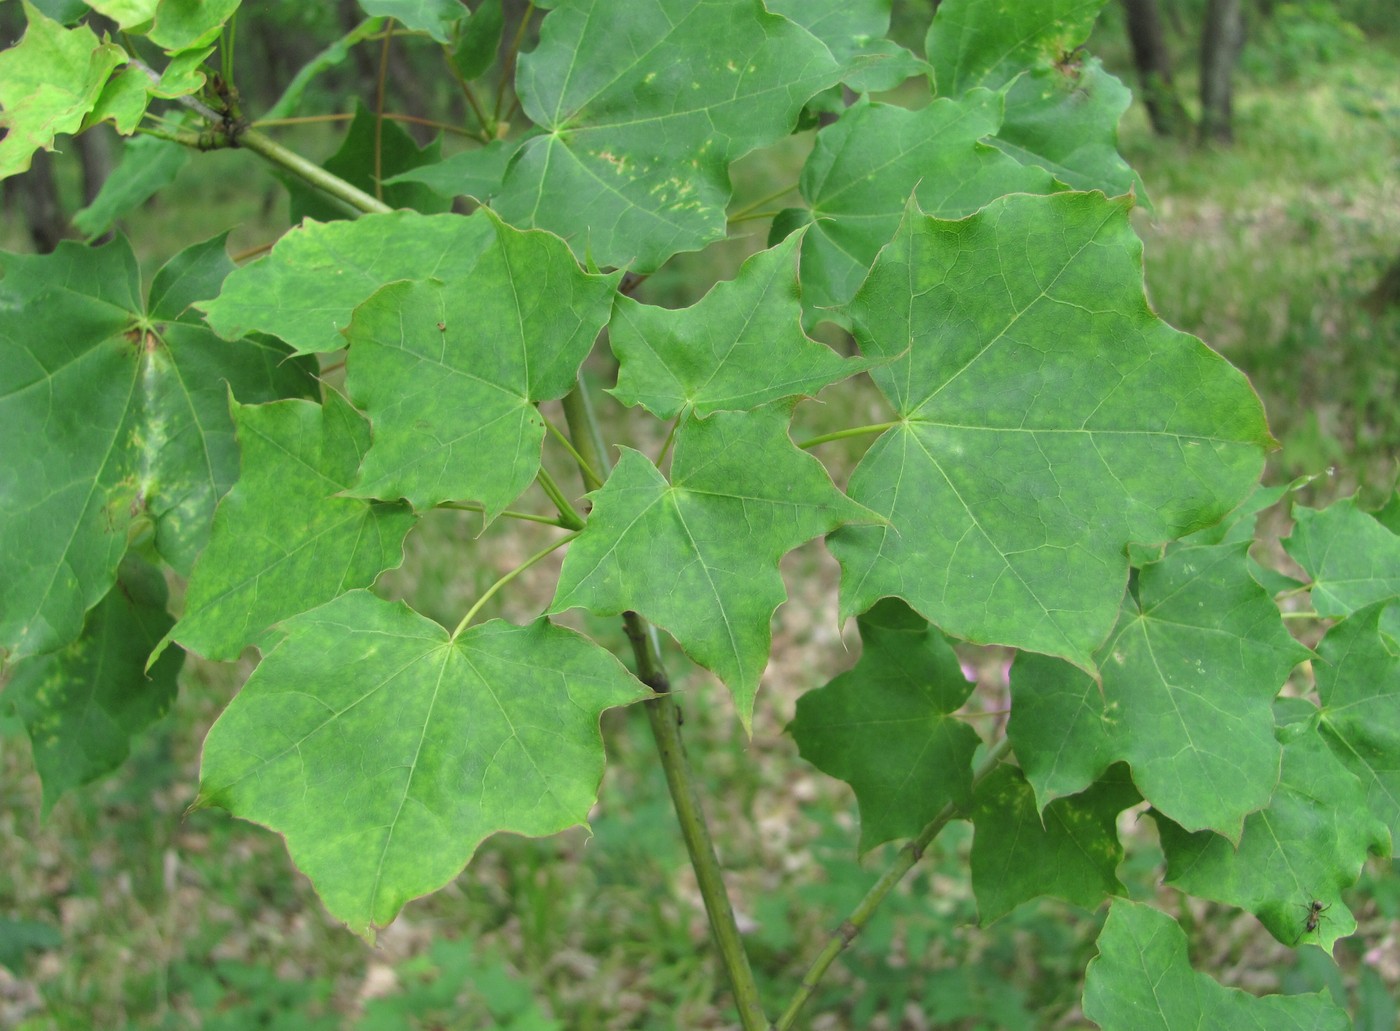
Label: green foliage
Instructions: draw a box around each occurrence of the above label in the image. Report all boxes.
[1,1,1396,1027]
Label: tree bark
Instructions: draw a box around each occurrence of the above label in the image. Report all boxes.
[13,150,72,253]
[1122,0,1191,137]
[1199,0,1245,143]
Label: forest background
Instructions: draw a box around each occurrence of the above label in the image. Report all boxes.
[0,0,1397,1027]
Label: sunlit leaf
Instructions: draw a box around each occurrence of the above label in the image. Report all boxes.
[0,236,315,659]
[552,404,871,728]
[170,394,416,661]
[829,193,1272,675]
[342,222,620,515]
[0,2,125,178]
[1155,699,1388,954]
[1008,541,1309,837]
[789,89,1056,313]
[1285,499,1400,618]
[1315,602,1400,840]
[493,0,843,269]
[1083,898,1351,1030]
[610,233,867,419]
[925,0,1104,96]
[202,210,495,354]
[197,590,648,938]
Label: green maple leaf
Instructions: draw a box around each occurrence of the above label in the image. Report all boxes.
[197,590,649,939]
[1008,541,1310,838]
[970,764,1137,922]
[6,558,181,815]
[1284,499,1400,619]
[493,0,843,270]
[789,599,981,850]
[784,89,1057,314]
[551,404,871,728]
[1315,602,1400,841]
[1155,699,1389,954]
[0,2,126,178]
[992,57,1143,200]
[926,0,1140,200]
[1083,898,1350,1030]
[925,0,1105,96]
[202,211,496,354]
[0,236,316,661]
[169,393,417,661]
[342,237,620,514]
[609,233,868,420]
[828,192,1272,674]
[767,0,926,94]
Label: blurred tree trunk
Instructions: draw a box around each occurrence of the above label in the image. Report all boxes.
[74,128,113,206]
[1199,0,1244,143]
[1121,0,1191,136]
[13,150,71,253]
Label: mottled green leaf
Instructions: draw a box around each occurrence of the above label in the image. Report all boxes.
[789,599,980,850]
[342,225,621,515]
[6,558,181,814]
[0,236,316,660]
[829,193,1272,673]
[202,211,499,353]
[993,57,1142,200]
[287,101,448,224]
[197,590,648,938]
[791,89,1057,313]
[357,0,463,43]
[925,0,1139,200]
[170,394,416,661]
[1315,602,1400,840]
[970,764,1136,922]
[1285,499,1400,618]
[72,135,190,241]
[494,0,842,269]
[1083,898,1351,1031]
[609,233,867,419]
[552,404,871,728]
[767,0,925,93]
[1155,700,1388,954]
[0,2,126,178]
[1009,541,1309,837]
[925,0,1105,96]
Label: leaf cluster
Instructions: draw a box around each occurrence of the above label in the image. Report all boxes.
[1,0,1396,1026]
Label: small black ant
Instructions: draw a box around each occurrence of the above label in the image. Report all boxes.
[1291,899,1329,946]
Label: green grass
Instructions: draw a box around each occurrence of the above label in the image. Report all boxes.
[4,26,1399,1031]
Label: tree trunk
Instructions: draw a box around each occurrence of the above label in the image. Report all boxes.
[13,150,71,253]
[1122,0,1191,137]
[1199,0,1245,143]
